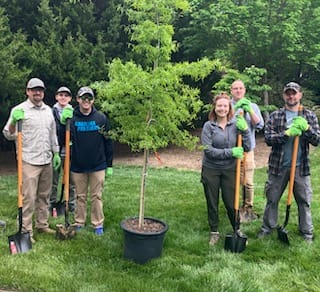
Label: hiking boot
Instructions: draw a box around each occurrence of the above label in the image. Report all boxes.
[209,232,219,246]
[36,227,55,234]
[94,227,104,235]
[246,207,259,221]
[239,207,247,223]
[240,207,259,223]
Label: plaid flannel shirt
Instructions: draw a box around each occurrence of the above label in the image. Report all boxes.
[265,107,320,176]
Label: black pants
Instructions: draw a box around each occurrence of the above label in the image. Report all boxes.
[201,165,238,232]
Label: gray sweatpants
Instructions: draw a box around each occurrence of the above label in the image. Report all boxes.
[261,167,313,239]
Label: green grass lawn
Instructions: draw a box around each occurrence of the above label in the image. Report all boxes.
[1,150,320,291]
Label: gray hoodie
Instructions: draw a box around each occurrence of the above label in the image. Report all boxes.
[201,117,251,169]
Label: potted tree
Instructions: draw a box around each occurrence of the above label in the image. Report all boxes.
[93,0,222,264]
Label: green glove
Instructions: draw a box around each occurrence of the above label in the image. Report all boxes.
[53,153,61,171]
[236,115,248,131]
[234,98,253,113]
[232,147,244,159]
[285,126,302,137]
[292,116,309,132]
[61,107,73,125]
[12,108,24,125]
[106,167,113,176]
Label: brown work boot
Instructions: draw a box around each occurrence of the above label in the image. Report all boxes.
[36,227,55,234]
[209,232,219,246]
[246,207,259,222]
[240,207,259,223]
[239,206,247,223]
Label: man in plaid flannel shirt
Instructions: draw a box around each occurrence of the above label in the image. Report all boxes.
[258,82,320,243]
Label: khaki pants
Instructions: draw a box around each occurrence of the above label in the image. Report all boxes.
[240,150,255,208]
[72,170,105,228]
[22,162,52,235]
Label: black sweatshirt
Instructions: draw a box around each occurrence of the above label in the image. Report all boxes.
[60,106,113,173]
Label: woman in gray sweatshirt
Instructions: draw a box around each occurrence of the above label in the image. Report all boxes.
[201,92,251,246]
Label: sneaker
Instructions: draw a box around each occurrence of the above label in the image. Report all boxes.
[94,227,104,235]
[36,227,55,234]
[209,231,219,245]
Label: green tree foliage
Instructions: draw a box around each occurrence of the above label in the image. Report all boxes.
[179,0,320,104]
[93,0,222,152]
[0,8,30,140]
[93,0,223,226]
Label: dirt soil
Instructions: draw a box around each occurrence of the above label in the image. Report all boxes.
[0,133,269,176]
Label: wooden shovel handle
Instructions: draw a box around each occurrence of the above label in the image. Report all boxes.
[287,105,303,206]
[64,119,70,203]
[234,133,242,211]
[17,120,23,208]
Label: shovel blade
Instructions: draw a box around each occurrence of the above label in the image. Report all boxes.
[224,232,248,253]
[277,226,290,245]
[8,232,32,254]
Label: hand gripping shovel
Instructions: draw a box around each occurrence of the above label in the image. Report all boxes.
[56,119,76,240]
[224,132,248,253]
[277,107,302,245]
[8,120,32,254]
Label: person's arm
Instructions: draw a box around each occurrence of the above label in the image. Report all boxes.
[264,111,288,146]
[249,103,264,129]
[2,108,24,140]
[241,128,252,152]
[304,111,320,146]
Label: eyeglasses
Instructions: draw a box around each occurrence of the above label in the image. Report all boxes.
[79,94,94,101]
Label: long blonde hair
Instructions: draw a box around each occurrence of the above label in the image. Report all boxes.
[208,92,234,121]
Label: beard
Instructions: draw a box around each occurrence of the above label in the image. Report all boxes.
[285,100,299,107]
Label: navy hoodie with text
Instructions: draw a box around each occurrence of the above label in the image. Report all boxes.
[60,106,113,173]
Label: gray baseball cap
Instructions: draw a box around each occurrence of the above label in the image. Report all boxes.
[56,86,72,96]
[77,86,94,97]
[27,78,45,89]
[283,82,301,93]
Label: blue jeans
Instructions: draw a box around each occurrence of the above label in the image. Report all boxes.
[261,167,313,238]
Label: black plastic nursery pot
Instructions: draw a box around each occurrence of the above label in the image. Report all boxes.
[120,217,169,264]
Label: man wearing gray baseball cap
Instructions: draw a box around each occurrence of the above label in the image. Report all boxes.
[2,77,61,243]
[59,86,113,235]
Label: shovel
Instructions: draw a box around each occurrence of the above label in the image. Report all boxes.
[8,120,32,254]
[277,126,300,245]
[50,174,66,217]
[56,119,76,240]
[224,132,248,253]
